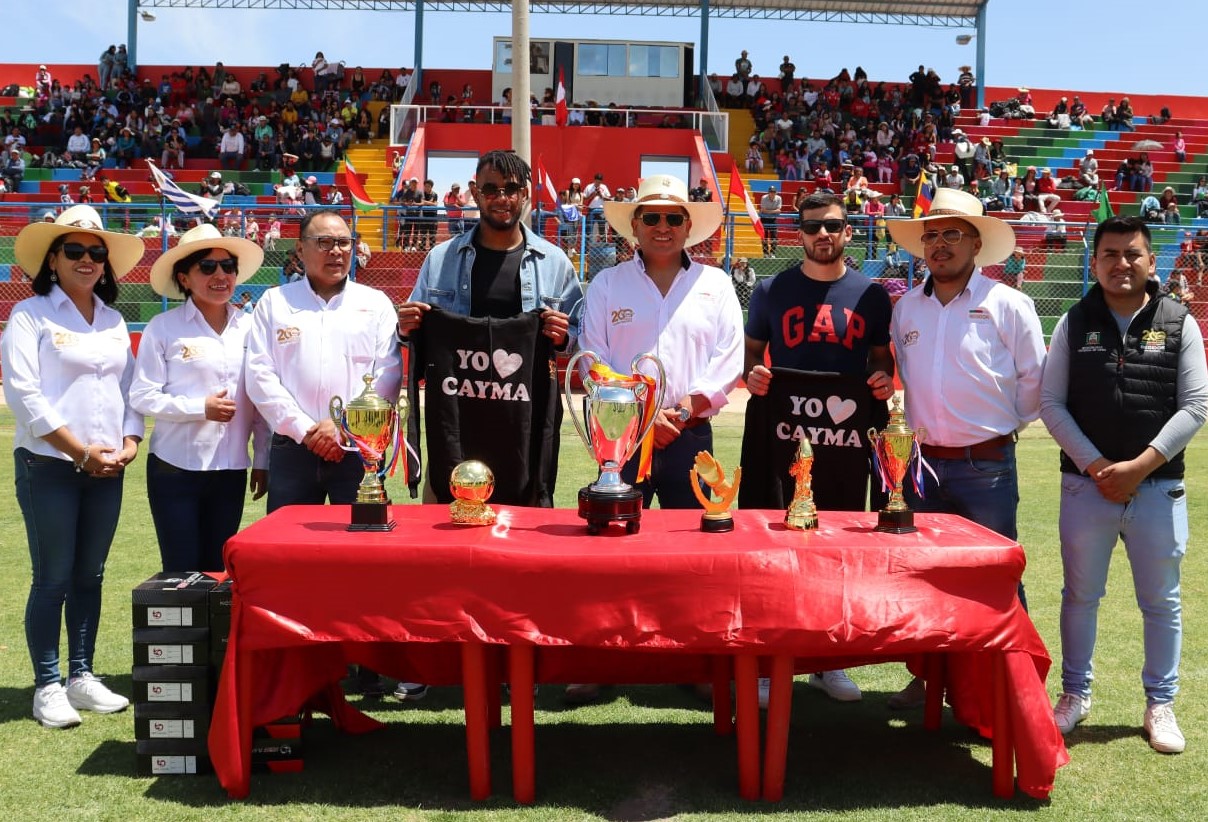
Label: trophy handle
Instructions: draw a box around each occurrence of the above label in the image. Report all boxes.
[625,352,667,465]
[563,349,599,454]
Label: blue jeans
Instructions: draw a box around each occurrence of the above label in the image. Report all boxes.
[266,434,364,513]
[621,422,712,510]
[1058,473,1186,704]
[146,453,247,573]
[905,442,1026,608]
[14,448,123,687]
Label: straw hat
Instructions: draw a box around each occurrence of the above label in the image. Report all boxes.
[14,204,145,278]
[149,223,264,299]
[887,188,1016,267]
[602,174,723,248]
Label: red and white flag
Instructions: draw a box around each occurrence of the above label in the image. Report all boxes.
[535,156,559,209]
[729,166,765,240]
[555,68,568,127]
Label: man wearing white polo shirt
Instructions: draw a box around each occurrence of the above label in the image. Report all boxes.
[887,188,1046,709]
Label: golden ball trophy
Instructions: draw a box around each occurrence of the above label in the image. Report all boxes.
[784,436,819,530]
[329,375,406,532]
[867,396,925,534]
[449,460,497,525]
[564,350,666,535]
[690,451,741,533]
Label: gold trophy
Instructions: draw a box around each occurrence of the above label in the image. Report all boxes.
[449,460,497,525]
[867,395,925,534]
[329,375,407,532]
[784,437,819,530]
[690,451,741,533]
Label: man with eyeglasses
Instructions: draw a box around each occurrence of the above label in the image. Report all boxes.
[741,191,895,706]
[886,188,1045,709]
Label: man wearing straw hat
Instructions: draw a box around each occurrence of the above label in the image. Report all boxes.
[886,188,1046,709]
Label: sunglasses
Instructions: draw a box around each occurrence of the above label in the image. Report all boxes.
[639,212,686,228]
[799,219,846,235]
[478,182,526,199]
[920,229,975,246]
[306,236,355,251]
[57,242,109,263]
[195,257,239,275]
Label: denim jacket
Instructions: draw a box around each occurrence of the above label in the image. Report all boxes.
[408,222,584,344]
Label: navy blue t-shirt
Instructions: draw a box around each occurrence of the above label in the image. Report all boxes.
[745,264,892,374]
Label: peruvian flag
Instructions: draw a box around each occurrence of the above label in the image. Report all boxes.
[555,67,568,127]
[342,159,377,212]
[535,156,559,209]
[729,166,765,240]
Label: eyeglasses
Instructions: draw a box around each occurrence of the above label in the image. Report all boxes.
[799,219,846,235]
[195,257,239,275]
[57,242,109,263]
[305,236,355,251]
[639,212,686,228]
[478,182,526,199]
[920,229,975,246]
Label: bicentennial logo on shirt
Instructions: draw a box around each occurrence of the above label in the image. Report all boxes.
[52,331,80,349]
[610,308,635,326]
[441,348,530,402]
[776,393,863,447]
[275,326,301,345]
[1141,329,1167,353]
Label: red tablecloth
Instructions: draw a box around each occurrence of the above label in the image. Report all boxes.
[210,505,1067,799]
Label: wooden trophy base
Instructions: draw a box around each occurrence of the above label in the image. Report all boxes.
[348,500,396,532]
[701,513,735,533]
[874,508,916,534]
[578,486,644,535]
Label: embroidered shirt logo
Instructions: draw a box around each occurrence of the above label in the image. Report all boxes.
[1078,330,1105,353]
[275,326,301,344]
[968,307,991,322]
[1141,329,1167,353]
[610,308,635,325]
[901,329,920,348]
[52,331,79,349]
[179,344,204,361]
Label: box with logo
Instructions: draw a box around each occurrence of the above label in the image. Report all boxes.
[135,738,212,776]
[134,702,211,742]
[133,627,210,666]
[132,572,220,629]
[131,664,210,706]
[251,719,305,773]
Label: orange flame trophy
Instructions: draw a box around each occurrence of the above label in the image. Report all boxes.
[784,436,819,530]
[867,396,926,534]
[565,350,666,535]
[689,451,741,533]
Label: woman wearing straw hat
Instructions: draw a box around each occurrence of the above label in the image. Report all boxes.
[1,204,146,728]
[129,224,269,573]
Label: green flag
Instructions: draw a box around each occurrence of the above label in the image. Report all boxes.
[1090,186,1114,224]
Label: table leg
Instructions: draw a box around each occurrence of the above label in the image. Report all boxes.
[762,654,793,802]
[509,645,536,805]
[461,644,491,800]
[923,655,946,731]
[991,652,1016,798]
[712,656,733,736]
[233,646,254,798]
[734,654,760,801]
[487,647,503,730]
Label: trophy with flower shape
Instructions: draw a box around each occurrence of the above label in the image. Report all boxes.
[330,375,407,532]
[868,395,925,534]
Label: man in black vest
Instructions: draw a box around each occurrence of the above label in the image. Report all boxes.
[1040,216,1207,753]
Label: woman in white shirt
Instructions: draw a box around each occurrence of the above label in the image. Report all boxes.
[1,204,145,729]
[130,224,269,574]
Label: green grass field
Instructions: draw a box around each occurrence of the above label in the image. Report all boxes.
[0,407,1206,821]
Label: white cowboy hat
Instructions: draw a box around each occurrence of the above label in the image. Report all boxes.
[14,204,145,278]
[887,188,1016,267]
[602,174,722,248]
[149,223,264,299]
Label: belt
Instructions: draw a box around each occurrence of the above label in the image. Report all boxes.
[920,433,1015,462]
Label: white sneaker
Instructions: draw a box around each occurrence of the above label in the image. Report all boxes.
[1144,702,1185,754]
[757,677,770,710]
[1052,692,1091,734]
[66,673,129,714]
[809,670,862,702]
[33,682,82,728]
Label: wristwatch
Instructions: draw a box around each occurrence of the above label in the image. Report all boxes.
[673,404,692,424]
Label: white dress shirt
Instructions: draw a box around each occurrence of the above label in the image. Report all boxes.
[129,300,269,471]
[890,270,1046,447]
[1,287,143,459]
[578,256,744,414]
[244,277,402,444]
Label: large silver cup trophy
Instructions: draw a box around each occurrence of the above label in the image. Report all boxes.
[329,374,407,531]
[565,350,666,534]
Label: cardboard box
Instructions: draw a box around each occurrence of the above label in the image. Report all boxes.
[135,739,212,776]
[134,703,211,741]
[132,572,220,629]
[132,628,210,666]
[131,665,210,706]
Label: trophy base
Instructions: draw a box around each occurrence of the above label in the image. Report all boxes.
[578,486,644,535]
[874,508,916,534]
[701,513,734,533]
[348,501,396,532]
